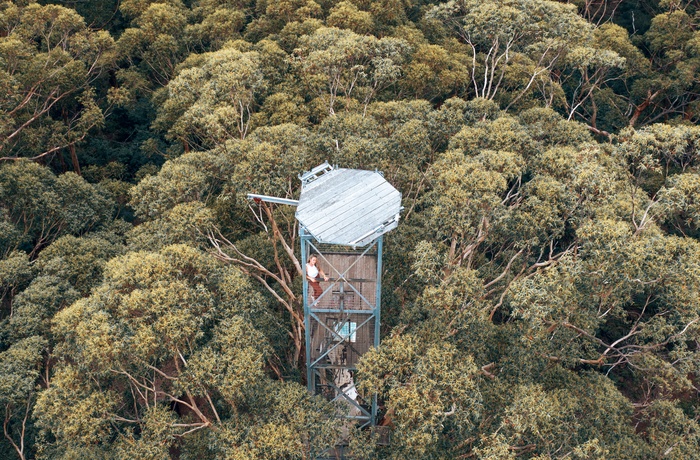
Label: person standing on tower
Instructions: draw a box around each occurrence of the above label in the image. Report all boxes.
[306,254,329,302]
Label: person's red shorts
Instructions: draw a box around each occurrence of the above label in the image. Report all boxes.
[310,281,322,297]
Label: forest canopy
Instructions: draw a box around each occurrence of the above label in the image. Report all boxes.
[1,0,700,458]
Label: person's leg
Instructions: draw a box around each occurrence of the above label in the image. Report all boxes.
[311,282,322,304]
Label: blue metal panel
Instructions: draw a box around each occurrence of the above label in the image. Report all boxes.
[301,226,313,394]
[372,236,383,424]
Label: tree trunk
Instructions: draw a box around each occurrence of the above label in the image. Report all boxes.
[57,150,67,172]
[629,90,659,127]
[69,143,81,175]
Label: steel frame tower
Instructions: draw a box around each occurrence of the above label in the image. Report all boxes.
[301,230,383,428]
[249,162,402,453]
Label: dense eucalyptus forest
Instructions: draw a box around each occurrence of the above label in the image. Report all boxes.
[1,0,700,458]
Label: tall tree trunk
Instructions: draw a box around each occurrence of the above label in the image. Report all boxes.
[57,150,67,172]
[629,90,659,127]
[69,143,81,175]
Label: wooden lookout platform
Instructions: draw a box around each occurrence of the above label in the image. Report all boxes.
[297,163,402,435]
[248,161,403,456]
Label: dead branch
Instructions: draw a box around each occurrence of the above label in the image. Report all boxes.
[481,362,496,379]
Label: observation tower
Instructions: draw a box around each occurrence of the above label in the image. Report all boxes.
[249,161,402,450]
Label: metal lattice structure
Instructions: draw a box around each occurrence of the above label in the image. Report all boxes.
[295,163,401,436]
[249,162,402,448]
[301,239,382,429]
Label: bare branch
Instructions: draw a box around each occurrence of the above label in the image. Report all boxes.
[481,362,496,379]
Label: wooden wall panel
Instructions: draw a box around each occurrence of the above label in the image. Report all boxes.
[311,252,377,311]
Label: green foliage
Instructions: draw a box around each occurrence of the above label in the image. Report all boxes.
[0,335,46,460]
[113,404,176,460]
[36,243,340,458]
[401,42,469,101]
[0,250,31,303]
[5,275,79,340]
[232,123,316,197]
[117,1,189,85]
[0,336,45,405]
[360,333,481,458]
[2,1,700,458]
[293,27,410,115]
[0,161,115,254]
[36,233,124,294]
[327,1,374,35]
[204,381,341,459]
[154,44,265,148]
[188,0,249,49]
[0,0,115,163]
[128,201,216,251]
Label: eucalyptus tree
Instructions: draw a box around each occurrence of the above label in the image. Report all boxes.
[210,124,318,367]
[326,1,375,35]
[187,0,252,50]
[37,244,341,459]
[292,27,410,116]
[1,2,699,458]
[129,123,316,366]
[426,0,633,132]
[0,161,115,257]
[0,0,116,167]
[153,43,266,150]
[116,0,190,87]
[0,336,46,460]
[400,41,471,102]
[427,0,591,103]
[355,101,700,458]
[632,3,700,126]
[243,0,323,43]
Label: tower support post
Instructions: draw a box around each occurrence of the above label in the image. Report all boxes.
[301,226,313,393]
[302,236,379,430]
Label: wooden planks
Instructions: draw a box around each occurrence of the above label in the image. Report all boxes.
[296,168,401,246]
[313,252,377,310]
[309,252,378,367]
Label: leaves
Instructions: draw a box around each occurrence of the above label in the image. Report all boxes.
[1,1,700,458]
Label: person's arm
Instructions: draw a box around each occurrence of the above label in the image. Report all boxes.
[319,268,329,282]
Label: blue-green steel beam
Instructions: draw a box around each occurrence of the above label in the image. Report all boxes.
[372,235,383,424]
[303,231,381,430]
[301,226,313,394]
[310,309,376,314]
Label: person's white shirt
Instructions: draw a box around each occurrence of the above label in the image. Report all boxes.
[306,264,319,280]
